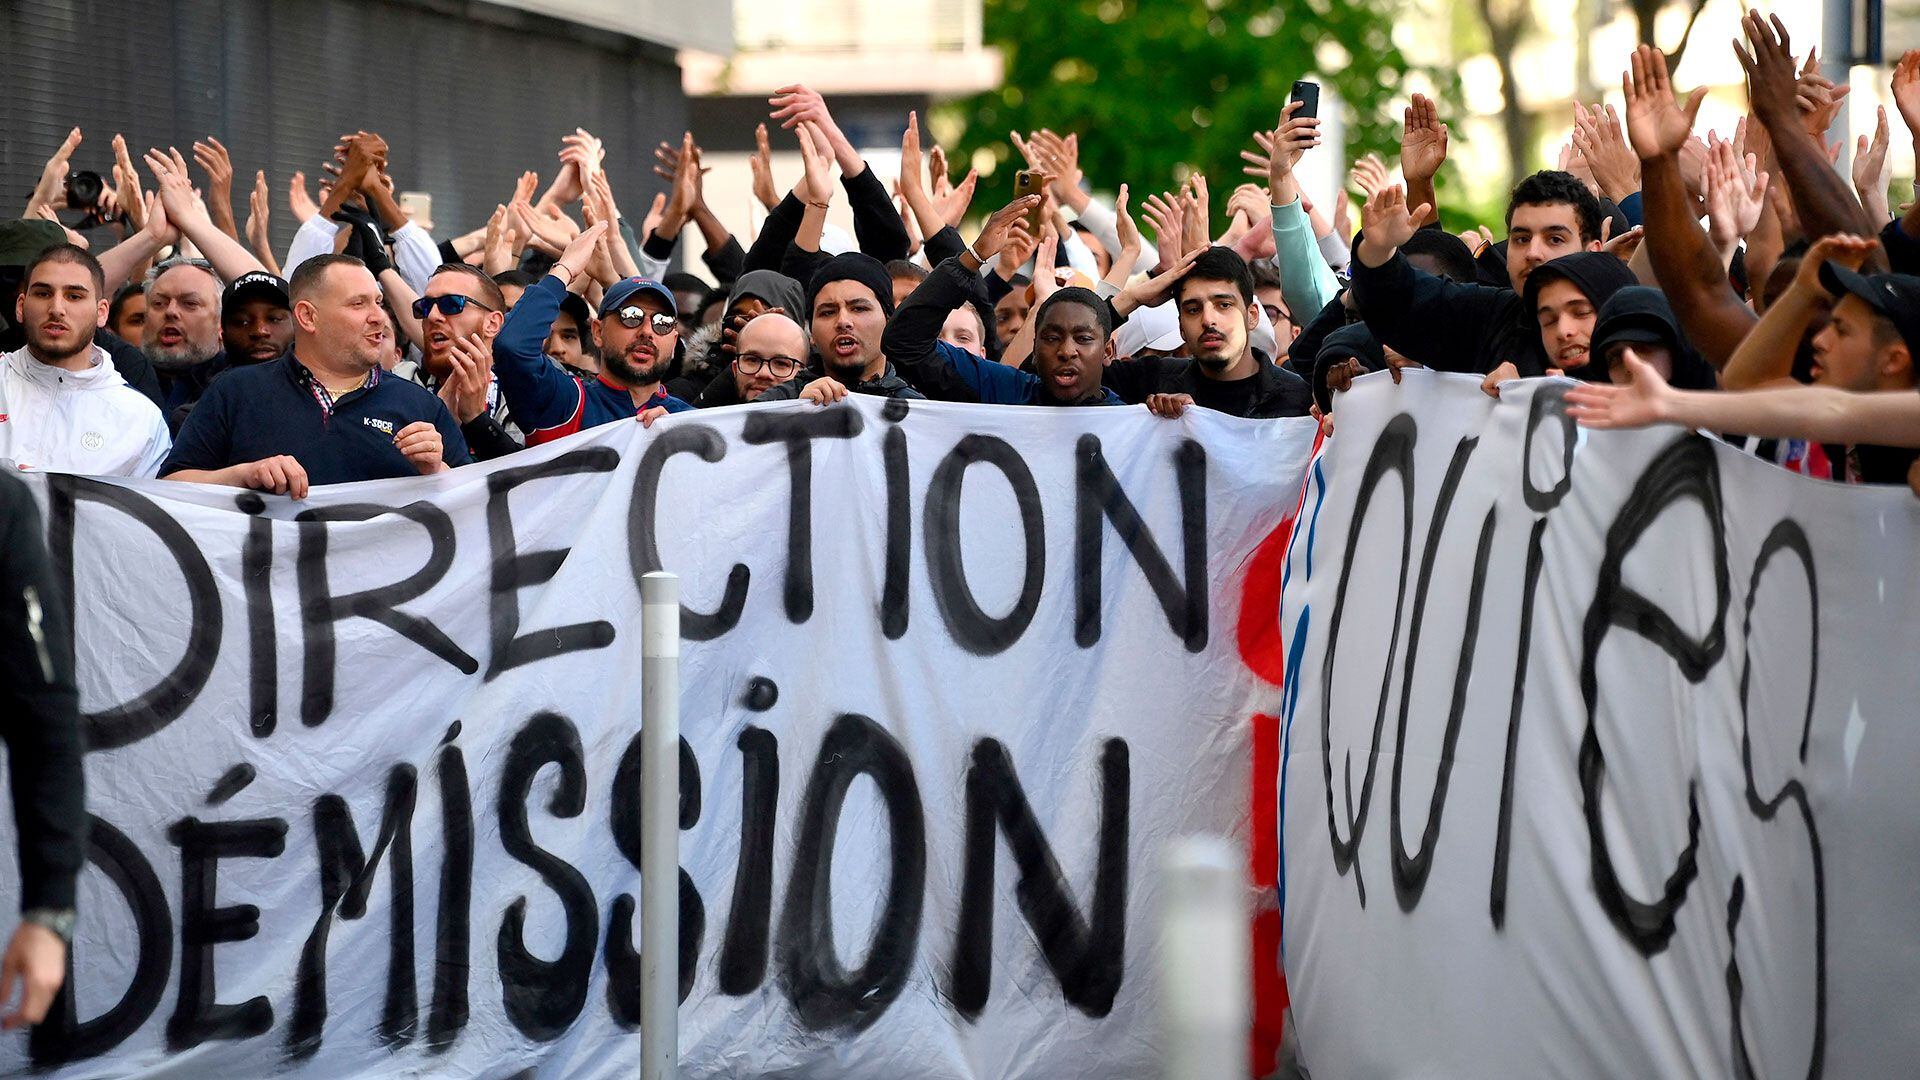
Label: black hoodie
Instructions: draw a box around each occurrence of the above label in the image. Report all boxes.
[1589,287,1717,390]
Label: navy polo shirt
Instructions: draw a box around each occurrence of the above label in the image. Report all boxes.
[161,352,472,484]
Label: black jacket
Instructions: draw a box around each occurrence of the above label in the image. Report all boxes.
[758,363,926,402]
[1349,245,1548,376]
[746,164,913,276]
[95,329,164,409]
[1104,349,1313,418]
[0,472,85,911]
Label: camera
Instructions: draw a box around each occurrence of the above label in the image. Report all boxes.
[64,170,104,212]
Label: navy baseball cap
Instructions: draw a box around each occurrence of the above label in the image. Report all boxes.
[1818,263,1920,356]
[599,277,677,319]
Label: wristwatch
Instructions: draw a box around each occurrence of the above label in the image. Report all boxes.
[22,908,75,944]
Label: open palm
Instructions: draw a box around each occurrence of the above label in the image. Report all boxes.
[1623,45,1703,160]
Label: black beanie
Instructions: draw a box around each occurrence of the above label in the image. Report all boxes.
[807,252,895,319]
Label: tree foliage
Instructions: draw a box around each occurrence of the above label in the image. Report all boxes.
[945,0,1434,218]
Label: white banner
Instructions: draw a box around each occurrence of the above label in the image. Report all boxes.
[1280,372,1920,1077]
[0,396,1315,1079]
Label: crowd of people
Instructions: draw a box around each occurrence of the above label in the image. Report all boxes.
[7,19,1920,502]
[5,8,1920,1030]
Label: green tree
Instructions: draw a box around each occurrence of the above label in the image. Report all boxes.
[944,0,1435,220]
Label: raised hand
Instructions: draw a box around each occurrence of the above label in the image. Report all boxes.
[1246,99,1321,194]
[794,121,834,207]
[437,333,496,425]
[1624,43,1706,160]
[144,147,209,230]
[1794,48,1851,138]
[551,218,610,288]
[1400,92,1449,182]
[510,199,578,258]
[1894,50,1920,144]
[1183,173,1211,252]
[769,84,859,174]
[972,195,1040,262]
[1029,130,1086,208]
[1703,136,1770,256]
[140,190,181,250]
[1733,12,1806,132]
[112,133,146,230]
[1854,105,1893,222]
[1348,153,1392,199]
[1227,183,1269,225]
[655,132,705,235]
[549,127,605,206]
[28,127,82,214]
[584,172,640,278]
[1573,101,1641,201]
[1355,183,1431,266]
[749,122,779,210]
[1142,191,1186,270]
[246,170,279,274]
[289,170,319,223]
[934,166,978,228]
[1109,183,1143,281]
[898,110,928,202]
[191,136,239,238]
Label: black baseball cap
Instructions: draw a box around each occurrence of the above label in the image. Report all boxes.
[557,290,592,327]
[1818,263,1920,356]
[223,270,290,310]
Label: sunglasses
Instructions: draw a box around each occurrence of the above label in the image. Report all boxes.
[734,353,803,379]
[610,306,679,335]
[412,294,496,320]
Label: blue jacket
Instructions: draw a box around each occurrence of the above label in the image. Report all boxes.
[492,275,691,446]
[881,256,1123,406]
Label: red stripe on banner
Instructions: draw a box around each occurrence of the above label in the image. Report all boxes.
[1249,711,1286,1076]
[1235,520,1295,687]
[1236,426,1324,688]
[1249,712,1280,887]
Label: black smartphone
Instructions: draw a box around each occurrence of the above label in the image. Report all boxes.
[1290,80,1320,120]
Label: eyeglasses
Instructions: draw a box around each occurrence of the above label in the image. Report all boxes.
[735,353,803,379]
[412,294,496,320]
[612,306,679,335]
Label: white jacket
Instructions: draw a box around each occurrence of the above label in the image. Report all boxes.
[0,346,171,478]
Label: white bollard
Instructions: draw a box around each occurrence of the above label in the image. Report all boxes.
[1159,836,1249,1080]
[639,573,680,1080]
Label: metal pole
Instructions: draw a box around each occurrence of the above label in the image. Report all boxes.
[1824,0,1854,175]
[1160,836,1249,1080]
[640,572,680,1080]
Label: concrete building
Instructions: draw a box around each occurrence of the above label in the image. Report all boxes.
[2,0,730,256]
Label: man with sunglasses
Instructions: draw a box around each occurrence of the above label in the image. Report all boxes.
[398,264,525,459]
[695,311,811,407]
[492,223,693,446]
